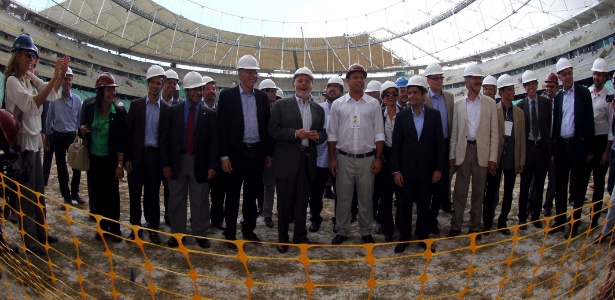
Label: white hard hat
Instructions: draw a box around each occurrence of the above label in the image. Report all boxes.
[165,69,179,80]
[237,54,260,70]
[326,76,344,89]
[406,75,428,91]
[65,67,73,76]
[482,75,496,86]
[497,74,515,89]
[276,88,284,99]
[183,71,206,89]
[591,58,608,73]
[259,79,277,90]
[424,63,444,76]
[463,64,483,77]
[379,81,399,98]
[556,57,573,73]
[146,65,166,80]
[521,70,538,84]
[294,67,314,81]
[202,76,215,86]
[365,80,382,93]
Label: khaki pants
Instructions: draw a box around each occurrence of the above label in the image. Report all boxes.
[450,143,488,232]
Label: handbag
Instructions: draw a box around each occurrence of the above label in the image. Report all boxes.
[67,131,89,171]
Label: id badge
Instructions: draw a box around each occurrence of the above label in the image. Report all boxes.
[350,115,361,129]
[504,121,513,136]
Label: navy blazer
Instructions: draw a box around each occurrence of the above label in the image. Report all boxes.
[125,97,168,169]
[551,83,594,159]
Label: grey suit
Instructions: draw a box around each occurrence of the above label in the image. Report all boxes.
[268,96,326,243]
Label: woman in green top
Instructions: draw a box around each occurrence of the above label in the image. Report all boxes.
[79,73,127,242]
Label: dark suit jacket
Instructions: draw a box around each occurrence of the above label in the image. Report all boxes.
[159,101,219,183]
[125,97,168,168]
[78,101,127,158]
[390,106,445,182]
[268,97,327,181]
[551,83,595,159]
[517,96,552,157]
[217,86,272,162]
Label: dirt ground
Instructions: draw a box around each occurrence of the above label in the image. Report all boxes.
[1,157,614,299]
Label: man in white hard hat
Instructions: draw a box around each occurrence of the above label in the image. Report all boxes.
[540,72,559,217]
[160,71,218,249]
[257,78,279,228]
[269,67,326,253]
[447,64,498,239]
[550,57,595,239]
[424,62,455,236]
[328,64,384,245]
[391,75,444,254]
[46,67,85,210]
[309,76,345,233]
[161,69,182,225]
[516,70,552,230]
[583,58,613,229]
[124,65,168,244]
[482,75,498,102]
[218,54,272,250]
[201,76,226,232]
[365,80,383,104]
[483,74,525,236]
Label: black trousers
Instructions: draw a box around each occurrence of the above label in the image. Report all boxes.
[430,138,450,228]
[223,143,264,240]
[52,131,82,200]
[309,166,333,224]
[42,134,54,186]
[276,153,310,243]
[582,135,609,227]
[398,178,431,241]
[209,170,225,225]
[519,143,549,222]
[89,154,121,236]
[554,141,589,228]
[541,161,556,211]
[378,146,396,237]
[127,149,161,229]
[484,167,516,229]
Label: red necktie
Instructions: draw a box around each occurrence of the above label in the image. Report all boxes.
[186,106,195,154]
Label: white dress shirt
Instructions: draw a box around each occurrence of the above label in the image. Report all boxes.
[466,95,482,141]
[560,87,575,138]
[295,95,313,147]
[328,93,385,154]
[383,106,400,147]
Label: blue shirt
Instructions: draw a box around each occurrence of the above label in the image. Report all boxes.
[183,101,200,151]
[47,92,82,134]
[429,88,449,139]
[144,96,161,147]
[560,87,575,138]
[412,106,426,141]
[239,85,260,143]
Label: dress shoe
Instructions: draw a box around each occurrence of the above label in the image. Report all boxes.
[110,235,123,243]
[375,223,383,235]
[227,242,238,251]
[71,195,87,205]
[214,222,226,231]
[27,247,47,257]
[543,209,552,217]
[498,228,511,236]
[565,227,579,239]
[308,222,321,232]
[167,237,179,248]
[276,243,289,253]
[264,217,275,228]
[39,234,59,244]
[594,234,610,244]
[351,214,357,223]
[331,235,348,245]
[548,224,566,234]
[148,231,162,244]
[446,230,461,237]
[384,235,393,242]
[243,232,261,244]
[394,243,408,254]
[532,220,543,229]
[431,226,441,235]
[361,235,375,244]
[418,242,436,253]
[128,229,144,240]
[196,238,210,249]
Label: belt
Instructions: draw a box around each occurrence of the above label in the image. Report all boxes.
[338,150,375,158]
[144,146,159,152]
[243,142,260,148]
[467,140,476,144]
[528,140,542,146]
[300,145,309,153]
[560,137,574,144]
[51,129,74,137]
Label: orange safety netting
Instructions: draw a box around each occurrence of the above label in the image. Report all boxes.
[1,172,615,299]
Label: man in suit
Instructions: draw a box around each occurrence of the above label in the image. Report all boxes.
[159,71,218,249]
[124,65,167,244]
[392,75,444,253]
[268,67,326,253]
[424,62,455,236]
[448,64,498,239]
[541,73,559,217]
[161,68,182,225]
[550,57,595,238]
[257,78,279,228]
[218,55,272,250]
[517,70,551,229]
[483,74,526,235]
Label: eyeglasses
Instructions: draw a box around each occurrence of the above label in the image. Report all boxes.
[546,85,557,89]
[264,89,277,93]
[383,92,399,98]
[428,76,444,81]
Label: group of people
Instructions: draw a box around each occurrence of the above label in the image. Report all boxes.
[3,32,615,257]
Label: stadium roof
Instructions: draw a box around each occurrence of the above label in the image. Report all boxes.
[33,0,611,72]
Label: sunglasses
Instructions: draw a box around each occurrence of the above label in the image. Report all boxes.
[23,52,37,60]
[383,92,399,98]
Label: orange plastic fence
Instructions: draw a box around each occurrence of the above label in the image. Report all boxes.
[1,172,615,299]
